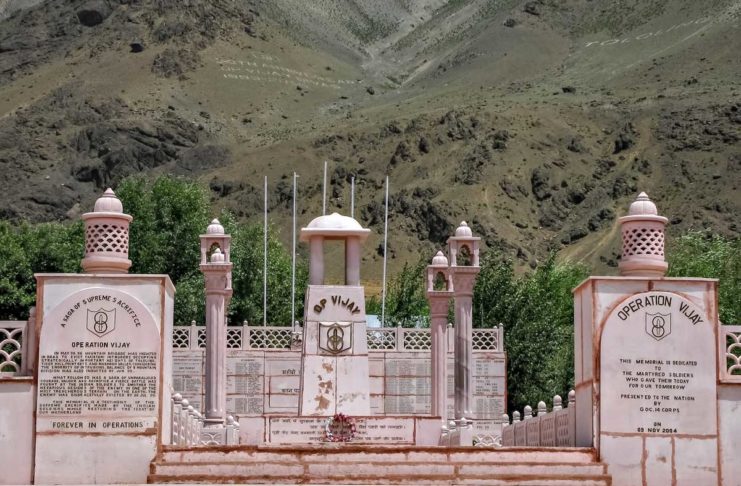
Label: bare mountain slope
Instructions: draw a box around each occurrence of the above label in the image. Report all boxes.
[0,0,739,283]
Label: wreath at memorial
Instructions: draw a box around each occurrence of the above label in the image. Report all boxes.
[323,413,356,442]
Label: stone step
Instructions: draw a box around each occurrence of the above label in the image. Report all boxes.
[158,445,597,464]
[149,474,612,485]
[149,445,611,485]
[151,460,606,477]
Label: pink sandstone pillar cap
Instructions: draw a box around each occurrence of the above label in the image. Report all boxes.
[81,188,133,274]
[618,192,669,278]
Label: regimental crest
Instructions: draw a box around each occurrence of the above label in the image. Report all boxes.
[319,322,352,355]
[645,312,671,341]
[87,308,116,338]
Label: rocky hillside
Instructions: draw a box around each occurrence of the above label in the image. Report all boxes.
[0,0,739,284]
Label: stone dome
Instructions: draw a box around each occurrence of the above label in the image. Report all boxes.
[627,192,658,216]
[210,248,225,263]
[93,188,124,213]
[431,250,449,266]
[306,212,364,230]
[207,218,225,235]
[455,221,473,237]
[300,212,371,242]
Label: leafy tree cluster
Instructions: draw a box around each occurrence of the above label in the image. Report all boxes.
[0,221,84,319]
[666,230,740,324]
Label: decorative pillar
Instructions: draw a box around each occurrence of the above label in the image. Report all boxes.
[81,188,132,273]
[309,235,324,285]
[199,219,233,434]
[448,222,481,429]
[617,192,668,277]
[425,251,454,418]
[345,236,361,285]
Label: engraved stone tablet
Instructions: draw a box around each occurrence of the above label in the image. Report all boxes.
[36,288,160,433]
[600,291,716,435]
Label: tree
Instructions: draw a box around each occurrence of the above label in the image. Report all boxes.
[228,220,308,326]
[667,231,740,324]
[383,259,429,328]
[472,251,588,413]
[116,176,210,283]
[0,221,83,319]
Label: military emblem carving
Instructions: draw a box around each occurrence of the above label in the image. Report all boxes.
[319,322,353,354]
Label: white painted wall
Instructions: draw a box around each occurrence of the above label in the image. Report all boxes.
[0,378,35,485]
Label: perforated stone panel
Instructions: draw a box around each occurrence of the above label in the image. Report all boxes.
[472,330,498,351]
[85,222,129,255]
[226,328,242,349]
[172,328,190,349]
[0,326,23,373]
[621,226,664,257]
[249,328,292,349]
[402,330,431,350]
[367,329,396,350]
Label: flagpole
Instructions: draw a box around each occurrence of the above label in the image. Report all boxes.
[350,176,355,219]
[381,176,389,326]
[322,160,328,215]
[291,172,297,330]
[263,175,268,327]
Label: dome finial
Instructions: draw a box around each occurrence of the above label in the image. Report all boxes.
[455,221,472,237]
[207,219,225,235]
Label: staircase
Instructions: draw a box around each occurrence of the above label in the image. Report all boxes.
[149,445,611,485]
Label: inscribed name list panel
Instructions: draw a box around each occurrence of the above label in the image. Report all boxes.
[37,288,160,433]
[172,350,203,395]
[600,291,717,436]
[226,350,265,415]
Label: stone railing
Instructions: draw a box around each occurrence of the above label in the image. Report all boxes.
[1,320,27,375]
[172,323,503,352]
[171,393,204,446]
[502,391,576,447]
[170,393,240,446]
[722,325,741,383]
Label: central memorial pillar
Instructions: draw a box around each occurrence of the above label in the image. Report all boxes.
[298,213,372,416]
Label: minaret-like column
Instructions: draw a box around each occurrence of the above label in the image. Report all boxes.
[199,220,233,437]
[426,251,453,418]
[617,192,668,277]
[448,222,480,444]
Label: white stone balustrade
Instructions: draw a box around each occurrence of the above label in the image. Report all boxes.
[502,391,576,447]
[172,323,503,352]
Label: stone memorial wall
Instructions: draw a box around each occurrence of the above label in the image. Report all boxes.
[172,327,505,420]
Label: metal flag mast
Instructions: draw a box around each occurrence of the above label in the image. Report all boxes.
[350,175,355,219]
[381,175,389,326]
[291,172,297,330]
[322,160,328,215]
[263,175,268,327]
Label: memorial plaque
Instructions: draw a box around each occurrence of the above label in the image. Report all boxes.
[473,355,506,376]
[268,416,414,444]
[227,353,264,375]
[37,288,160,433]
[601,292,716,435]
[386,358,430,376]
